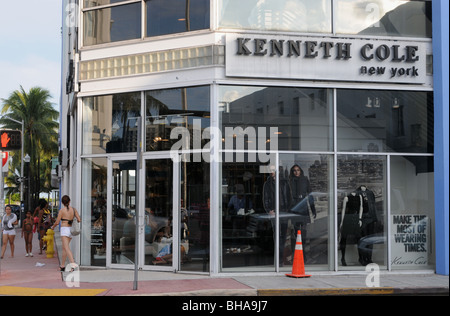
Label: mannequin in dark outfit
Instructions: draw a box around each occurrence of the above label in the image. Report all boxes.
[263,166,291,266]
[356,185,378,265]
[289,165,316,260]
[339,192,363,266]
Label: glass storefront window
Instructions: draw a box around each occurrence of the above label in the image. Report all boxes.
[221,156,275,271]
[335,0,432,38]
[84,2,141,46]
[82,92,141,155]
[218,0,332,34]
[278,154,333,271]
[143,157,210,271]
[220,86,333,152]
[337,155,386,269]
[82,0,210,46]
[111,160,137,265]
[146,86,210,152]
[146,0,210,37]
[221,154,333,272]
[144,159,173,267]
[337,90,433,153]
[81,158,108,267]
[78,85,436,273]
[390,156,434,269]
[180,159,210,272]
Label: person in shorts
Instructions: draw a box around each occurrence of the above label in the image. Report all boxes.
[51,195,81,271]
[1,205,18,259]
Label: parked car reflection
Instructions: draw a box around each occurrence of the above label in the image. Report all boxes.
[111,206,170,245]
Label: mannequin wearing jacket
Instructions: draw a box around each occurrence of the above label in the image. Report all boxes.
[339,192,363,266]
[263,166,291,265]
[289,164,316,260]
[356,185,378,265]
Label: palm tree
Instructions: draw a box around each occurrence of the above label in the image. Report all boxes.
[0,86,59,208]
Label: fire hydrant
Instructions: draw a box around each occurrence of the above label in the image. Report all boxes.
[42,229,55,258]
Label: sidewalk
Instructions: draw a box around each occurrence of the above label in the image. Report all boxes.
[1,229,448,296]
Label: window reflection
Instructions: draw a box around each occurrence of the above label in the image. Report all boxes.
[220,86,333,152]
[222,157,275,271]
[147,0,210,37]
[390,156,434,269]
[337,155,386,268]
[83,93,141,155]
[81,158,108,267]
[84,3,141,46]
[337,90,433,153]
[146,86,210,152]
[219,0,332,33]
[145,159,173,267]
[180,159,210,272]
[111,160,137,264]
[279,154,332,271]
[335,0,432,38]
[221,154,333,272]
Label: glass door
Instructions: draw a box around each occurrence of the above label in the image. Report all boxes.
[109,159,137,267]
[179,158,210,272]
[143,157,179,271]
[142,156,210,272]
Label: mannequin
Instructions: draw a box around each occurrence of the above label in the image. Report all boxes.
[289,164,317,261]
[263,166,291,266]
[356,185,378,265]
[339,192,363,266]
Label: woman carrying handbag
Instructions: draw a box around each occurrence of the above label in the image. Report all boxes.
[51,195,81,272]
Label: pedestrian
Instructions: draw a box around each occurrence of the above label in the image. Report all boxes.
[1,205,18,259]
[34,199,53,255]
[22,211,34,257]
[51,195,81,271]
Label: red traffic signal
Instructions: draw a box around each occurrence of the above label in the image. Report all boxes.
[0,130,21,151]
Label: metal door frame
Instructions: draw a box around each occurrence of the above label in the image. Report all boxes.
[106,154,137,269]
[140,153,180,272]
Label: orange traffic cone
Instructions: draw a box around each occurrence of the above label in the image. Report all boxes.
[286,230,311,278]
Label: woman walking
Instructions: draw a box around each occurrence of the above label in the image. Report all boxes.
[1,205,18,259]
[51,195,81,271]
[22,211,34,257]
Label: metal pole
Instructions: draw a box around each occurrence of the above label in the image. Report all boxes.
[20,120,25,204]
[133,117,142,291]
[20,121,24,220]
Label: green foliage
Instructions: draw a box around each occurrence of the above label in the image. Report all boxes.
[1,86,59,201]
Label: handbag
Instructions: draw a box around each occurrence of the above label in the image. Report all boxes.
[71,218,81,236]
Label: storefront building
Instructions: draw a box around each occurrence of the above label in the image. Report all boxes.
[60,0,448,275]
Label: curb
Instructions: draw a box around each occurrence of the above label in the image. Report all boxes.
[120,289,259,296]
[257,287,449,296]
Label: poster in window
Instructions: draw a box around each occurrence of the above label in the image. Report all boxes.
[391,215,429,267]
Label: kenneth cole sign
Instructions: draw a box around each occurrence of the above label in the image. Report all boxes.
[226,34,430,85]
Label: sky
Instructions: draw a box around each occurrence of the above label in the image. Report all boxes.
[0,0,62,107]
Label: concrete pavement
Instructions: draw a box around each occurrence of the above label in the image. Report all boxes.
[1,229,448,296]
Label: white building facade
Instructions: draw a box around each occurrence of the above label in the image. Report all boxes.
[60,0,445,275]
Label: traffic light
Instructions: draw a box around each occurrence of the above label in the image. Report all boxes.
[0,130,22,151]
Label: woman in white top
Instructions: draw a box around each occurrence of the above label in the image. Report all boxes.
[1,205,18,259]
